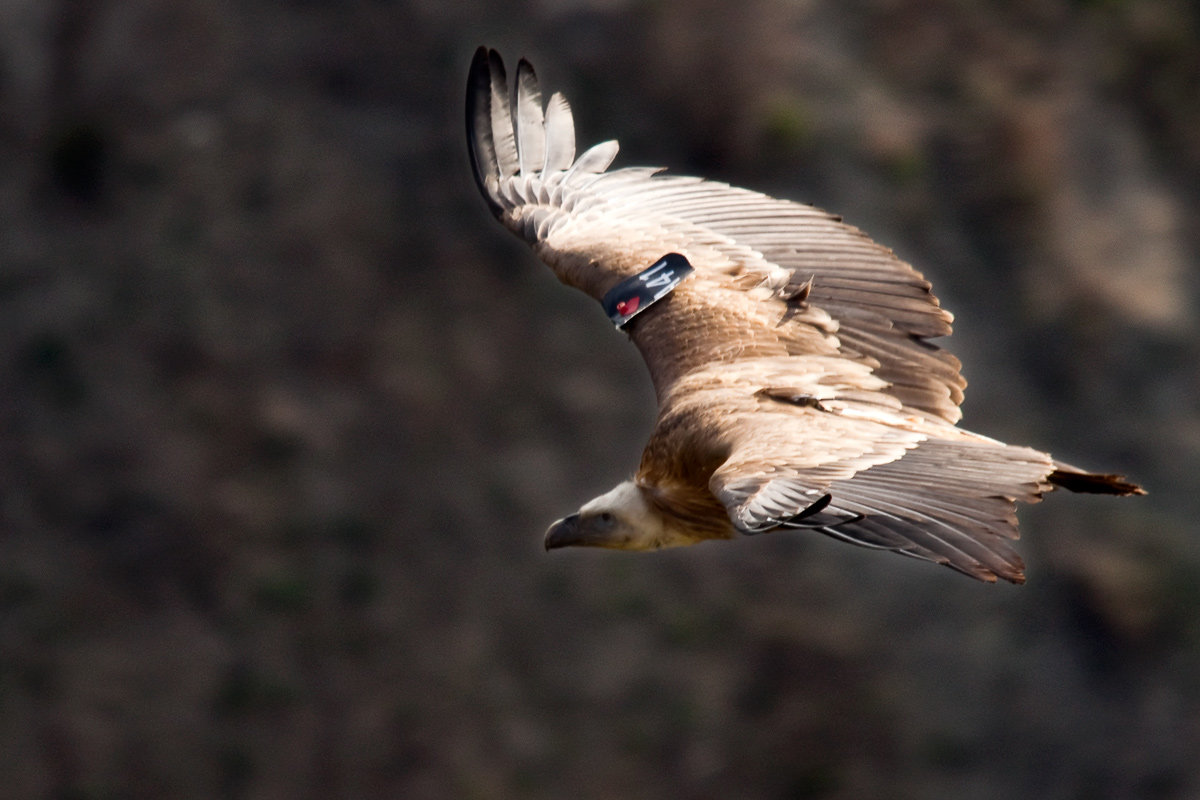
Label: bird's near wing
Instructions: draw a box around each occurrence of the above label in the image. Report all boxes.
[633,356,1054,583]
[467,47,965,423]
[709,421,1056,584]
[710,437,1052,584]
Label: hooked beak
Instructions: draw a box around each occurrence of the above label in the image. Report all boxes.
[544,513,582,550]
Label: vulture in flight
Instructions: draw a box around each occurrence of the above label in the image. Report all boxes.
[466,47,1143,583]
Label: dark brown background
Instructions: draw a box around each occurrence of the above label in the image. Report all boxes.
[2,1,1197,798]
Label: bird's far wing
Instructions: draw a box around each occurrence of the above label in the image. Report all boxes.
[468,48,965,422]
[709,413,1056,583]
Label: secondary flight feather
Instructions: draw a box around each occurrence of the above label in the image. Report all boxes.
[466,47,1143,583]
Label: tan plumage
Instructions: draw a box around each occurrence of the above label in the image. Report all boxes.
[467,47,1144,583]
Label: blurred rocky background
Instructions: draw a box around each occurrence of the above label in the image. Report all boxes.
[1,1,1198,798]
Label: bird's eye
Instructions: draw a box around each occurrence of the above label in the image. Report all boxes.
[599,512,615,524]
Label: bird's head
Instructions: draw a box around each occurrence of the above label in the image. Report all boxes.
[545,481,681,551]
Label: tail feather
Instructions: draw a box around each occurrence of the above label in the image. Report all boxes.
[1050,465,1145,496]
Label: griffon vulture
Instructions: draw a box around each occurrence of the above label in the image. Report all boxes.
[466,48,1143,583]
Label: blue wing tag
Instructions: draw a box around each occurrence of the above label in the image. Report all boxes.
[601,253,695,329]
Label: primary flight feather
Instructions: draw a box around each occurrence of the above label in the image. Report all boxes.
[466,47,1143,583]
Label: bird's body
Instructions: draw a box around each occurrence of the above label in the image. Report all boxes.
[467,48,1143,583]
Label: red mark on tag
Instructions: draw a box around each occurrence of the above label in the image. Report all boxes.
[616,297,639,317]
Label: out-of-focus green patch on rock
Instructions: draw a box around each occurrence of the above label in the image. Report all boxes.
[213,663,298,716]
[252,571,313,614]
[760,95,816,157]
[18,333,89,408]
